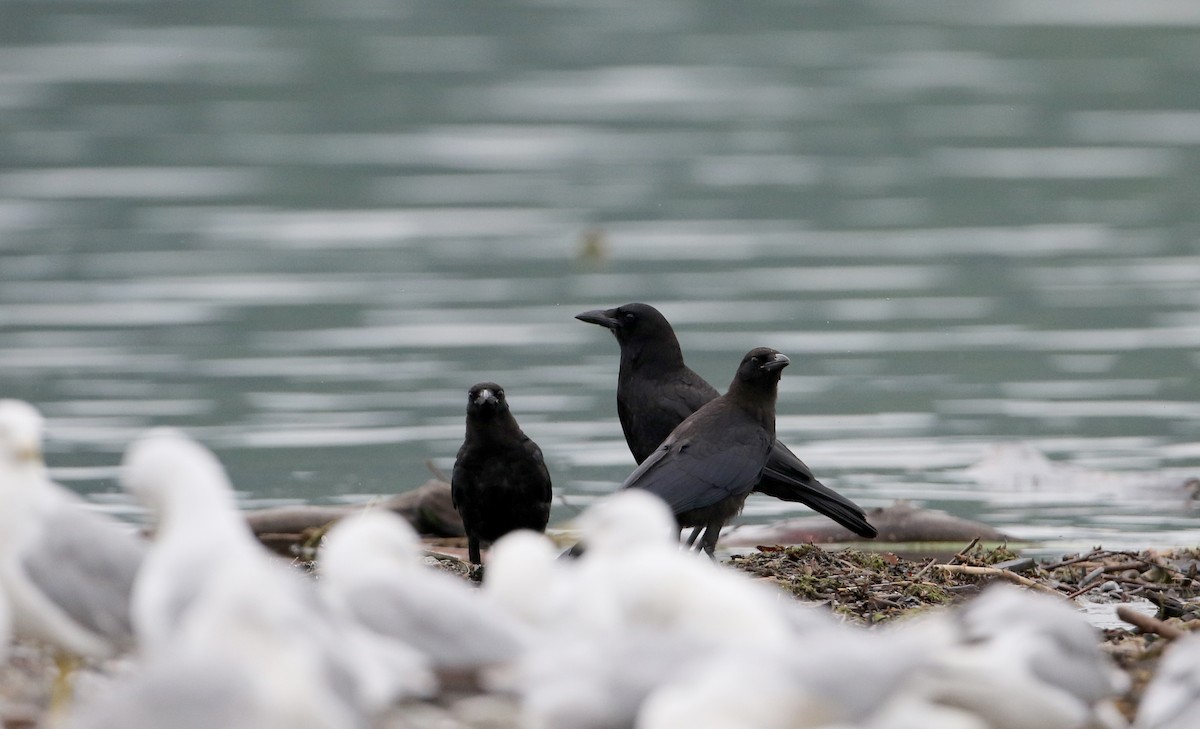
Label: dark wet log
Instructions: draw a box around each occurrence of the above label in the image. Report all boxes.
[392,479,466,538]
[722,500,1008,547]
[992,557,1037,573]
[244,479,465,539]
[245,506,356,535]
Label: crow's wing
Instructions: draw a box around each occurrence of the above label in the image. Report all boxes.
[519,435,552,503]
[620,420,771,515]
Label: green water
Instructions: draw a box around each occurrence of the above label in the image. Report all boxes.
[2,0,1199,552]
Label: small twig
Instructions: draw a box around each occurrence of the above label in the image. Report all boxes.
[1064,581,1101,600]
[555,492,584,516]
[835,557,864,574]
[870,595,904,610]
[948,537,981,565]
[425,459,450,483]
[1042,549,1114,570]
[1097,561,1154,573]
[1117,606,1184,640]
[911,558,938,581]
[945,534,984,563]
[933,564,1064,597]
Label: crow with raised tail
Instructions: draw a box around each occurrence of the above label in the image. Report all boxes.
[451,383,552,565]
[620,347,788,556]
[577,303,876,539]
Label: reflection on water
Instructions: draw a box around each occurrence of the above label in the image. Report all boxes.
[1,0,1199,555]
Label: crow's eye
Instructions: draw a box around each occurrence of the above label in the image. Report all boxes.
[622,311,636,322]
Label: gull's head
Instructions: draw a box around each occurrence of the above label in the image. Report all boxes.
[486,530,560,589]
[0,400,45,467]
[321,509,421,577]
[120,427,233,517]
[576,490,677,553]
[484,530,566,626]
[488,529,558,574]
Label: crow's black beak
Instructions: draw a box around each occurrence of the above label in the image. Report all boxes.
[575,308,620,330]
[473,389,498,407]
[762,353,790,372]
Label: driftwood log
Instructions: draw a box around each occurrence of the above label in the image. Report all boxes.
[246,479,464,556]
[722,500,1009,547]
[246,493,1009,557]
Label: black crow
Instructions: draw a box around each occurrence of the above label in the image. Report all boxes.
[451,383,552,565]
[620,347,788,556]
[577,303,876,538]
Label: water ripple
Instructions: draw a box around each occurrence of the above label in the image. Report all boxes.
[0,167,270,199]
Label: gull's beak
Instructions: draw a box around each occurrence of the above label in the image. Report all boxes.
[16,443,43,464]
[762,353,790,372]
[574,308,620,330]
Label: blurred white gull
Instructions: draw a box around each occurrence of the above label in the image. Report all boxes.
[637,582,1128,729]
[0,586,9,663]
[119,427,255,649]
[64,652,266,729]
[859,693,990,729]
[483,528,574,630]
[636,644,840,729]
[887,584,1128,729]
[1133,634,1200,729]
[319,509,528,683]
[569,489,796,647]
[0,399,145,695]
[499,490,811,729]
[515,623,702,729]
[171,548,369,729]
[637,611,954,729]
[120,428,398,727]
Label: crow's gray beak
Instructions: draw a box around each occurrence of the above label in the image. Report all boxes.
[575,308,620,330]
[762,353,790,372]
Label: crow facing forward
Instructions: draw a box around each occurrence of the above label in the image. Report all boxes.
[451,383,552,565]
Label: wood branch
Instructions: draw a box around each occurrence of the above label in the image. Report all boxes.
[244,505,362,535]
[911,558,938,580]
[932,564,1064,597]
[243,479,464,539]
[1117,606,1184,640]
[425,459,450,483]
